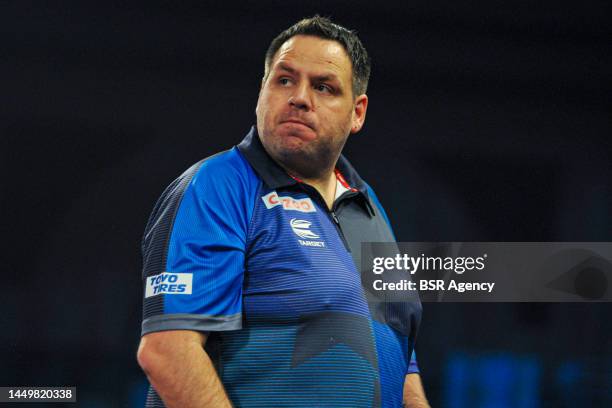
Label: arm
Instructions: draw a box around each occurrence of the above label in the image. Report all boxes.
[138,154,256,406]
[403,373,430,408]
[137,330,232,408]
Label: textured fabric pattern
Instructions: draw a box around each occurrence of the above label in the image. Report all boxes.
[140,128,422,407]
[141,159,206,321]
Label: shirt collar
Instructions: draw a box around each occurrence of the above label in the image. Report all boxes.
[237,126,374,215]
[237,126,297,189]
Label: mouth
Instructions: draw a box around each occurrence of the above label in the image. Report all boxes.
[281,119,314,130]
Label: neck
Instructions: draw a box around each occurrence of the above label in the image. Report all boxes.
[276,159,339,210]
[300,170,337,210]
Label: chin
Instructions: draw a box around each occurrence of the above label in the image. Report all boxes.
[277,140,308,159]
[271,137,308,156]
[271,130,307,149]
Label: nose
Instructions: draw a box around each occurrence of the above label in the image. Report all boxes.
[288,82,312,111]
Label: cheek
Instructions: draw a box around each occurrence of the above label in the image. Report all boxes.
[322,105,353,129]
[260,95,284,118]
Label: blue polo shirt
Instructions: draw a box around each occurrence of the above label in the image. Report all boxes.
[140,127,422,407]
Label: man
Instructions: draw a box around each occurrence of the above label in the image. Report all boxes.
[137,16,429,408]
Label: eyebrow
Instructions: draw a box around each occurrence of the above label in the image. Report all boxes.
[277,63,296,74]
[276,62,341,83]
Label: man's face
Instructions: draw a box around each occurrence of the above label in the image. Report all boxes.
[256,35,368,179]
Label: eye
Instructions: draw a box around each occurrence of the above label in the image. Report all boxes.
[278,77,292,86]
[315,83,333,93]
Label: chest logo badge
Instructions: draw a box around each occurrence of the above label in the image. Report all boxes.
[262,191,316,213]
[290,218,320,239]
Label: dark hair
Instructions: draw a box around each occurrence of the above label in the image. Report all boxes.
[264,16,371,97]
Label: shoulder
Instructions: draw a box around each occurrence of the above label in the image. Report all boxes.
[143,148,260,239]
[363,182,385,211]
[169,147,260,200]
[186,147,255,184]
[364,181,395,233]
[195,147,255,181]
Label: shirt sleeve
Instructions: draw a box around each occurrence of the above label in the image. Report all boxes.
[140,149,259,336]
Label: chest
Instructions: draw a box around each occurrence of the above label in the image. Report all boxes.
[242,186,380,320]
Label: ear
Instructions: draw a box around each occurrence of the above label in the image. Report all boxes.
[350,94,368,134]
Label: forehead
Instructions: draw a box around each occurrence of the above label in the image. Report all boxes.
[271,35,352,79]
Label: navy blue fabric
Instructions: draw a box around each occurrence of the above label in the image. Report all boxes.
[367,184,421,375]
[140,127,422,407]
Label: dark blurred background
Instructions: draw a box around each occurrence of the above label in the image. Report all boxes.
[2,1,611,407]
